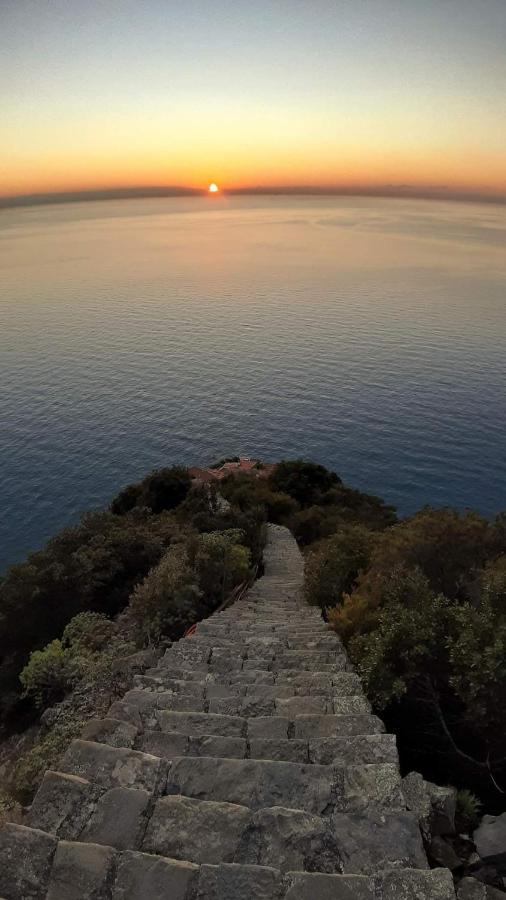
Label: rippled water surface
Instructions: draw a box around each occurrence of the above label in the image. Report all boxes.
[1,195,505,570]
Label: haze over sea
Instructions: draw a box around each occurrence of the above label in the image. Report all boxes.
[1,195,505,571]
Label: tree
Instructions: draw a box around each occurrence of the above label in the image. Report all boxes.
[19,641,79,709]
[194,530,250,607]
[269,459,341,507]
[128,545,202,643]
[304,525,376,610]
[111,466,191,515]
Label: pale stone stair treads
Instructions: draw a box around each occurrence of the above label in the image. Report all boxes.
[0,524,456,899]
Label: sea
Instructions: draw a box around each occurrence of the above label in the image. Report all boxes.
[1,195,505,571]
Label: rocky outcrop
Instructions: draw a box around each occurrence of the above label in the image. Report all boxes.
[0,525,457,899]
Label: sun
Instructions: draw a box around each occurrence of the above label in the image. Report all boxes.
[208,182,219,193]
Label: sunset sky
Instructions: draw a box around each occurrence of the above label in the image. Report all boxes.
[1,0,505,200]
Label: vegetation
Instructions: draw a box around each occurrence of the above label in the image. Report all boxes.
[110,465,191,514]
[314,508,506,809]
[3,455,506,816]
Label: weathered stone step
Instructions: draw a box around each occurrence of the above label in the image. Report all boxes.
[60,739,168,793]
[165,756,337,815]
[155,709,384,740]
[0,823,456,899]
[163,756,402,815]
[80,718,398,767]
[143,796,342,871]
[137,670,362,693]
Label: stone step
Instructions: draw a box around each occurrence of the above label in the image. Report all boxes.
[0,823,456,899]
[163,756,402,815]
[60,739,168,794]
[155,709,384,740]
[142,796,342,871]
[81,716,398,767]
[165,756,337,815]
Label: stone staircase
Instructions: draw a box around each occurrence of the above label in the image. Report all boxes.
[0,524,457,899]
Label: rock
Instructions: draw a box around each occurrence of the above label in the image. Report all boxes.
[26,770,100,839]
[46,840,116,900]
[0,823,57,900]
[380,867,457,898]
[247,716,289,739]
[81,717,138,749]
[112,850,199,899]
[143,795,251,863]
[343,763,404,810]
[165,756,336,815]
[238,806,341,872]
[429,836,462,871]
[157,710,245,737]
[309,734,398,766]
[402,772,457,838]
[61,739,167,793]
[457,876,506,899]
[474,814,506,871]
[80,787,151,850]
[402,772,432,829]
[195,863,283,899]
[332,808,427,875]
[293,714,384,739]
[188,734,247,759]
[111,649,159,678]
[427,783,457,836]
[135,729,189,759]
[284,871,374,899]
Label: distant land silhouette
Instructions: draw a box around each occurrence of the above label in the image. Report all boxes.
[1,184,505,210]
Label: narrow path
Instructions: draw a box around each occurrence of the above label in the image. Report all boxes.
[0,525,456,899]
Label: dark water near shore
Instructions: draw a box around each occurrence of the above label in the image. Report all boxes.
[1,195,505,571]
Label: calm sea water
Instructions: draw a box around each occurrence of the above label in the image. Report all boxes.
[1,195,505,571]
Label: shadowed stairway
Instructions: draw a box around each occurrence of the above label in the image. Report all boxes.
[0,525,456,899]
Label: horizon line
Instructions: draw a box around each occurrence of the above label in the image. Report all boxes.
[1,184,506,211]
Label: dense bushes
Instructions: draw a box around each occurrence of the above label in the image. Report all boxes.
[111,466,191,514]
[0,510,182,727]
[315,508,506,808]
[304,526,377,610]
[128,528,251,644]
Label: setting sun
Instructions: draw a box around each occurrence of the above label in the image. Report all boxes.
[208,183,219,193]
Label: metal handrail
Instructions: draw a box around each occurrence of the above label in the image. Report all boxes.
[184,564,259,638]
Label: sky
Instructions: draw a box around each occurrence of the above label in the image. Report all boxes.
[1,0,505,200]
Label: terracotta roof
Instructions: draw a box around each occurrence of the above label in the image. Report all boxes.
[189,458,277,483]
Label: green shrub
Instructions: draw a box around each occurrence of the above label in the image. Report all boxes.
[269,459,340,507]
[456,789,482,831]
[62,612,115,653]
[304,525,376,610]
[19,641,80,709]
[111,466,191,515]
[128,545,202,643]
[194,530,250,607]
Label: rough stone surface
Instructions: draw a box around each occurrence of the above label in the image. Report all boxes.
[332,809,428,875]
[0,823,57,900]
[0,524,457,898]
[112,850,199,899]
[195,862,283,899]
[238,806,342,872]
[46,840,115,900]
[79,787,151,850]
[457,876,506,899]
[474,814,506,870]
[284,871,375,899]
[26,771,100,839]
[380,867,457,899]
[143,795,250,863]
